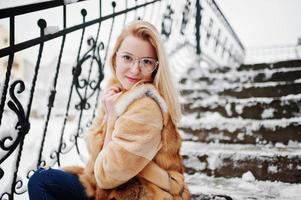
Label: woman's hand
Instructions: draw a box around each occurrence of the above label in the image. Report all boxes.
[101,86,123,123]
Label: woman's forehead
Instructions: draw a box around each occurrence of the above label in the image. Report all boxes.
[118,36,156,58]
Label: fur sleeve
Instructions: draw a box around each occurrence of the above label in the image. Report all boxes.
[85,104,106,159]
[94,96,163,189]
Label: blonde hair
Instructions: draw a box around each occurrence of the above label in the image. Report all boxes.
[107,20,182,124]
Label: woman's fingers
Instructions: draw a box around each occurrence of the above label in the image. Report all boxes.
[102,91,121,101]
[110,86,122,92]
[105,92,122,102]
[101,90,122,108]
[104,86,122,94]
[108,91,122,100]
[101,87,122,118]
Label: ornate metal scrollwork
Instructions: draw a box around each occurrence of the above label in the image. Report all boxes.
[73,37,105,111]
[0,192,11,200]
[0,80,30,177]
[50,36,106,164]
[0,80,30,199]
[161,5,174,40]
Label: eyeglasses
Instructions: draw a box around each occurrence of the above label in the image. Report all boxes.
[116,52,159,74]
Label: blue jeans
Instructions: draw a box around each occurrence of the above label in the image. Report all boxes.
[28,168,93,200]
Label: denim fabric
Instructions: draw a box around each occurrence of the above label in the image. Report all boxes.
[28,168,92,200]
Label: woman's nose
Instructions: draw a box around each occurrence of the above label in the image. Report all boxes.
[129,60,140,74]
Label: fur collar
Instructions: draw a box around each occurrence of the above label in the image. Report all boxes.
[115,84,168,117]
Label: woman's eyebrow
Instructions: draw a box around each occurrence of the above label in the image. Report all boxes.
[142,56,157,59]
[120,51,134,55]
[120,51,156,59]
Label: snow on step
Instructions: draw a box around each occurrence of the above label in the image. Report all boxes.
[183,94,301,120]
[181,141,301,183]
[185,66,301,84]
[181,141,301,158]
[238,59,301,71]
[180,112,301,133]
[185,173,301,200]
[180,80,299,91]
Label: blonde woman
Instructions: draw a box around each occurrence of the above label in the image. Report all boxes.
[28,20,191,200]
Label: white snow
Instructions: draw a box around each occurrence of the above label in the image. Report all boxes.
[268,165,278,174]
[261,108,275,119]
[294,78,301,83]
[279,185,301,199]
[180,112,301,134]
[187,67,301,84]
[242,171,256,182]
[186,173,301,200]
[181,141,301,158]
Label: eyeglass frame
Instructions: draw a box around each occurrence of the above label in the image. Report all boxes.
[115,52,159,74]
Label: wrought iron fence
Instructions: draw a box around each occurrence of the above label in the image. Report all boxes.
[0,0,244,199]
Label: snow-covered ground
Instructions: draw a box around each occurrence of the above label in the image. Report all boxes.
[186,173,301,200]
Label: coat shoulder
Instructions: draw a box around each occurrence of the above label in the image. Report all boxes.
[115,84,168,117]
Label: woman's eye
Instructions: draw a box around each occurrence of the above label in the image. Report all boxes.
[123,55,132,61]
[142,59,152,65]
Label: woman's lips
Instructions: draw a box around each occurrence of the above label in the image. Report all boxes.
[126,76,139,83]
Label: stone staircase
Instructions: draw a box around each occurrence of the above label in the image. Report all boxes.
[177,58,301,199]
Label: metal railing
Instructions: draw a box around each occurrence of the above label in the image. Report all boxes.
[0,0,244,199]
[194,0,245,67]
[245,44,301,64]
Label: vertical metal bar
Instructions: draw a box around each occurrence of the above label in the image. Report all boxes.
[21,19,47,181]
[77,10,87,62]
[134,0,138,19]
[91,1,116,120]
[0,16,15,125]
[57,8,88,166]
[87,0,103,120]
[195,0,202,55]
[37,5,67,167]
[26,20,46,119]
[123,0,128,27]
[8,16,25,197]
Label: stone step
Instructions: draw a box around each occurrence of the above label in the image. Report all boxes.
[253,68,301,82]
[182,95,301,119]
[179,112,301,144]
[180,81,301,97]
[220,82,301,98]
[185,173,301,200]
[206,66,232,74]
[181,141,301,183]
[238,59,301,71]
[180,67,301,86]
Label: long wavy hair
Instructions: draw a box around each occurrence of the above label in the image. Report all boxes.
[106,20,182,124]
